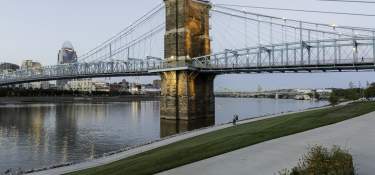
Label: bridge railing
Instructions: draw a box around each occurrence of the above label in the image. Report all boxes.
[2,37,375,85]
[0,60,165,85]
[192,37,375,71]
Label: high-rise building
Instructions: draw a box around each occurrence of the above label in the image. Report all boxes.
[57,41,78,89]
[58,41,77,64]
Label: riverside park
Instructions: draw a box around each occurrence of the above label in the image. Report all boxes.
[1,0,375,175]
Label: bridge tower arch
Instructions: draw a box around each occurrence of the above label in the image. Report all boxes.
[161,0,215,120]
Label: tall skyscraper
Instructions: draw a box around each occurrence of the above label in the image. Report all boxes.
[58,41,77,64]
[57,41,78,89]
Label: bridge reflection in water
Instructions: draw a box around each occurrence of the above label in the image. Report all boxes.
[160,118,215,137]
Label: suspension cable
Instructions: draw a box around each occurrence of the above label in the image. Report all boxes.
[212,9,354,38]
[318,0,375,4]
[91,24,165,62]
[215,3,375,17]
[214,4,375,32]
[79,3,164,62]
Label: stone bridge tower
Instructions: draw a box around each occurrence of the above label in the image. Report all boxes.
[161,0,215,120]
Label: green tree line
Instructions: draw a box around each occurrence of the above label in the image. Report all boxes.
[329,83,375,105]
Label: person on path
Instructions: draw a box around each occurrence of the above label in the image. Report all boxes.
[232,115,237,125]
[233,114,239,126]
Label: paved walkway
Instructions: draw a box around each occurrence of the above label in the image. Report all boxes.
[159,111,375,175]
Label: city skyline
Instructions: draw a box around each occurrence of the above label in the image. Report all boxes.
[1,0,375,90]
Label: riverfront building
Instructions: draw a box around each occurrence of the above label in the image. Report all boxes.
[0,62,19,73]
[21,60,41,70]
[58,41,77,64]
[63,79,111,93]
[20,60,49,89]
[57,41,78,89]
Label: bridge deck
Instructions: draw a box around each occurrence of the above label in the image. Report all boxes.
[198,63,375,74]
[2,37,375,86]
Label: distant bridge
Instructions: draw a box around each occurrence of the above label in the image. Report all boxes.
[215,91,299,99]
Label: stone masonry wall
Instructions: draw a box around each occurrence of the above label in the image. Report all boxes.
[161,0,214,120]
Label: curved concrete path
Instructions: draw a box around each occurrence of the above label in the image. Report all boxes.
[159,111,375,175]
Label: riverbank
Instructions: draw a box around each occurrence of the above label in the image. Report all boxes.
[159,109,375,175]
[27,101,374,175]
[0,96,160,104]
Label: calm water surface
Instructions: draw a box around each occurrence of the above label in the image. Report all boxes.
[0,98,328,172]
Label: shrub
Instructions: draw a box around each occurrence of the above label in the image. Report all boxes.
[365,86,375,99]
[329,93,339,106]
[279,145,355,175]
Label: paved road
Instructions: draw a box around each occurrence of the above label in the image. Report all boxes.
[159,112,375,175]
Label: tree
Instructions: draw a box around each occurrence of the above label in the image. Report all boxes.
[329,93,339,106]
[365,86,375,99]
[314,92,320,100]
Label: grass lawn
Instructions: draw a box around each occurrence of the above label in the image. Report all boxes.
[70,102,375,175]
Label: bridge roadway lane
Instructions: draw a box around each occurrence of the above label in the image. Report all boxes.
[159,111,375,175]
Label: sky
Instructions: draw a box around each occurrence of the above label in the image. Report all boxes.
[1,0,375,91]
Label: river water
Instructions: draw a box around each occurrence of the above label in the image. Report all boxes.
[0,98,328,172]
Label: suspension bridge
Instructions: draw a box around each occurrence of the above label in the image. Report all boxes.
[1,0,375,120]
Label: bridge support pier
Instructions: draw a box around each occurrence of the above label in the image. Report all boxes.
[160,71,215,120]
[161,0,213,120]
